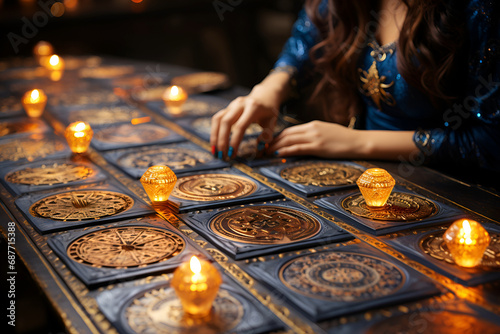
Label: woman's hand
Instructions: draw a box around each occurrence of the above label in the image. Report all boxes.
[268,121,366,158]
[268,120,418,160]
[210,71,291,159]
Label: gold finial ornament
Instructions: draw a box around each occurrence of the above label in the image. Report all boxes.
[140,166,177,207]
[443,219,491,268]
[356,168,395,208]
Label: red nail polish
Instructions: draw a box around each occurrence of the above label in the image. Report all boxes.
[211,145,216,155]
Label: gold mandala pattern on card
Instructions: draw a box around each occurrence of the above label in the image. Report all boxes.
[51,91,120,106]
[95,123,171,144]
[279,252,405,301]
[117,148,212,170]
[0,96,22,115]
[367,311,500,334]
[166,99,223,116]
[342,192,438,221]
[280,162,364,187]
[29,190,133,221]
[0,137,66,163]
[125,287,243,333]
[5,163,94,186]
[210,205,321,244]
[171,174,257,202]
[69,106,144,125]
[79,66,135,78]
[67,227,185,268]
[0,119,42,137]
[420,231,500,268]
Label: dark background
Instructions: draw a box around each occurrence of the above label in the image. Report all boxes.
[0,0,304,88]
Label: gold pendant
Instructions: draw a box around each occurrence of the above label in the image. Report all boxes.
[359,60,396,110]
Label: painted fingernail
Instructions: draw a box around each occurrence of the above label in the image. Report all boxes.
[274,150,279,156]
[211,145,216,155]
[218,151,223,159]
[257,141,266,151]
[228,146,234,158]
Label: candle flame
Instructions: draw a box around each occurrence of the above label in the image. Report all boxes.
[171,85,179,96]
[190,256,201,274]
[75,122,86,131]
[49,55,60,66]
[31,89,40,101]
[461,220,473,245]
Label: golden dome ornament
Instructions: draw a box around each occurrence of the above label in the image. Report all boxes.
[356,168,395,208]
[140,166,177,210]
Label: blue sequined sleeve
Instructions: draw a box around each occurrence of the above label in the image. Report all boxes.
[272,6,322,77]
[413,0,500,171]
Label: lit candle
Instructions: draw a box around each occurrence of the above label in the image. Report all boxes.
[22,89,47,117]
[64,121,93,153]
[356,168,395,208]
[171,256,222,318]
[162,85,188,114]
[33,41,54,65]
[140,166,177,209]
[443,219,490,268]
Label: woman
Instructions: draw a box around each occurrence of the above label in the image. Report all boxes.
[210,0,499,173]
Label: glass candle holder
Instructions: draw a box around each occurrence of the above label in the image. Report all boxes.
[443,219,490,268]
[171,256,222,318]
[22,89,47,118]
[64,121,93,153]
[33,41,54,65]
[140,166,177,205]
[356,168,395,208]
[162,85,188,114]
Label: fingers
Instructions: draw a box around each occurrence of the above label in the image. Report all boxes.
[228,100,260,158]
[210,97,245,159]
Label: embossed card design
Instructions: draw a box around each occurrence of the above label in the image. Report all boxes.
[180,200,352,260]
[244,243,440,322]
[166,168,283,213]
[260,160,365,197]
[103,141,229,179]
[96,277,281,334]
[382,222,500,286]
[315,186,465,235]
[0,117,50,140]
[0,157,107,196]
[15,182,154,234]
[91,121,185,151]
[146,94,229,119]
[48,216,206,287]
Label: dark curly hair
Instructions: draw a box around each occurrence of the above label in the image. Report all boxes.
[305,0,467,124]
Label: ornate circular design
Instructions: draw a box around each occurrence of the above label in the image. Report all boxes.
[341,192,438,221]
[191,117,284,136]
[171,173,257,202]
[367,311,500,334]
[280,162,363,187]
[420,231,500,268]
[210,205,321,244]
[5,163,94,186]
[29,190,134,221]
[67,227,185,268]
[279,251,405,301]
[0,119,41,137]
[117,148,212,170]
[0,137,66,163]
[125,287,244,333]
[171,72,231,93]
[69,106,143,125]
[51,91,120,106]
[168,99,223,116]
[79,66,135,79]
[95,123,171,144]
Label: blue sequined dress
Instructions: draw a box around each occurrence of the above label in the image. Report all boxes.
[274,0,499,172]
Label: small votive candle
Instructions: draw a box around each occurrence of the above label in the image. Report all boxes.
[140,166,177,206]
[44,54,65,71]
[22,89,47,117]
[33,41,54,65]
[356,168,395,208]
[443,219,490,268]
[171,256,222,318]
[162,85,188,113]
[64,121,93,153]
